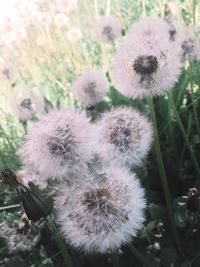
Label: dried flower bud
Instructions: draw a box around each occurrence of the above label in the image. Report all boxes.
[1,169,53,221]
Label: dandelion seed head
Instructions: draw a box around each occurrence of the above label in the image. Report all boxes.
[0,217,41,254]
[0,60,17,83]
[11,26,27,42]
[56,0,78,13]
[94,107,153,167]
[66,27,82,43]
[179,27,200,62]
[55,165,146,253]
[36,35,47,46]
[111,17,181,98]
[34,11,52,26]
[72,70,108,107]
[54,13,69,28]
[167,24,200,62]
[11,88,44,122]
[93,15,122,44]
[18,109,94,179]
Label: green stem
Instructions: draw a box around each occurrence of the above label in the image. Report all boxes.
[141,0,147,16]
[148,97,183,256]
[111,252,119,267]
[168,93,200,176]
[47,217,73,267]
[180,113,192,161]
[128,243,151,267]
[190,76,200,138]
[192,0,197,26]
[168,100,178,161]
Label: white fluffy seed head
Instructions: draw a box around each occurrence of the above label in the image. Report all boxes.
[18,109,95,180]
[111,17,182,99]
[72,70,108,107]
[178,26,200,62]
[166,23,200,62]
[66,28,82,43]
[93,15,122,44]
[54,13,69,28]
[11,88,44,122]
[0,60,17,84]
[55,165,146,254]
[56,0,78,13]
[17,169,48,190]
[93,107,153,167]
[0,219,41,254]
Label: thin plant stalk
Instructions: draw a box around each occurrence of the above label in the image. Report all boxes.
[148,97,183,256]
[180,113,193,162]
[47,217,73,267]
[190,81,200,137]
[111,252,119,267]
[141,0,147,17]
[128,243,151,267]
[168,92,200,176]
[0,204,21,211]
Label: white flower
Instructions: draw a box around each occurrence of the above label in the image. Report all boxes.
[0,60,17,83]
[72,69,108,107]
[111,17,181,99]
[54,13,69,28]
[66,27,82,43]
[55,165,146,253]
[94,107,153,167]
[18,109,95,179]
[56,0,78,13]
[93,15,122,43]
[36,35,47,46]
[11,88,44,122]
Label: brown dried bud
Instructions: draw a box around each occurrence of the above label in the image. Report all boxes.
[0,169,24,188]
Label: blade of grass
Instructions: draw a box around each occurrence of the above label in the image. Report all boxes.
[111,252,119,267]
[168,92,200,176]
[128,243,151,267]
[47,217,74,267]
[148,97,183,256]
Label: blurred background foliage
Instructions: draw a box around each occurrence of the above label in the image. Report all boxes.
[1,0,200,266]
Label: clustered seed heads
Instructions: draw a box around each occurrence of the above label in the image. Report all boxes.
[14,14,200,255]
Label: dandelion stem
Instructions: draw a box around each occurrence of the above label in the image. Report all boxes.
[111,252,119,267]
[168,92,200,176]
[47,217,73,267]
[128,243,151,267]
[190,81,200,137]
[141,0,147,17]
[148,97,183,256]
